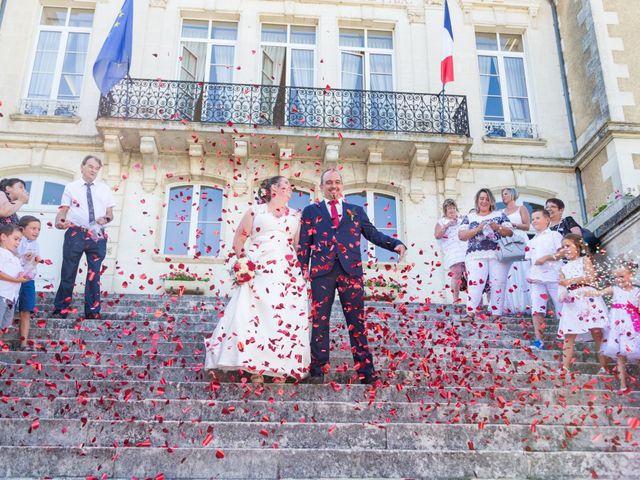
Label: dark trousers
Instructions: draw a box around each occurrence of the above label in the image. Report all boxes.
[54,228,107,316]
[309,261,375,378]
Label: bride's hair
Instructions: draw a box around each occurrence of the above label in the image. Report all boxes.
[257,176,286,203]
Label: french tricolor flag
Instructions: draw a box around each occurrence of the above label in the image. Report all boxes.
[441,0,454,86]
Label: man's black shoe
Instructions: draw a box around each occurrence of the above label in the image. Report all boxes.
[360,375,381,386]
[84,313,101,320]
[307,375,324,384]
[50,310,67,319]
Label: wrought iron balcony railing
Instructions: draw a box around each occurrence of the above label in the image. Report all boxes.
[98,78,470,136]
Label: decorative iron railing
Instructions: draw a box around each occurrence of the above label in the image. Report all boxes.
[20,98,80,117]
[484,120,538,139]
[98,78,470,136]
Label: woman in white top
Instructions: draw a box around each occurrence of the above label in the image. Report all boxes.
[434,199,467,304]
[459,189,514,322]
[501,188,531,315]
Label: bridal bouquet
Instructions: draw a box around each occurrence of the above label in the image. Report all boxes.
[232,257,256,285]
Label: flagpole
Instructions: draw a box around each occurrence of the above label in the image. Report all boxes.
[440,85,445,134]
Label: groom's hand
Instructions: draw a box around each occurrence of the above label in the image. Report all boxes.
[395,244,406,263]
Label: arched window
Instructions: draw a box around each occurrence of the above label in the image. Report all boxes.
[289,188,312,212]
[344,190,399,262]
[163,184,223,257]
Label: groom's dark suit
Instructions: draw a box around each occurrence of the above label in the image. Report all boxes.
[297,200,405,380]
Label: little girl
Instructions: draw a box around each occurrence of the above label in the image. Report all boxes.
[0,224,29,344]
[598,260,640,392]
[557,233,608,373]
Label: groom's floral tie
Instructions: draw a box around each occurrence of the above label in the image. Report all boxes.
[329,200,340,229]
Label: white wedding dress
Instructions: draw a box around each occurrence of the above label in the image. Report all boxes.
[204,204,311,379]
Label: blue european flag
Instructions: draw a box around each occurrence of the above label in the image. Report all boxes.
[92,0,133,96]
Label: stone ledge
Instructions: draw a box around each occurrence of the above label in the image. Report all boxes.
[594,194,640,239]
[482,135,547,146]
[9,113,81,124]
[151,254,226,265]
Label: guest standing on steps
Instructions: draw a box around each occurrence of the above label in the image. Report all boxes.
[458,188,513,323]
[0,178,29,225]
[52,156,115,320]
[501,187,531,315]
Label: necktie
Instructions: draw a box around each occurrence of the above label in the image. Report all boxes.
[86,183,96,224]
[329,200,340,229]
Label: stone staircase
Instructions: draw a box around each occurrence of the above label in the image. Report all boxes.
[0,293,639,479]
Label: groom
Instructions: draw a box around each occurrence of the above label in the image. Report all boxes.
[297,168,406,385]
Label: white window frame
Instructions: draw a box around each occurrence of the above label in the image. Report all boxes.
[338,28,396,92]
[259,23,317,87]
[23,5,94,116]
[476,32,536,138]
[162,183,224,258]
[177,19,238,83]
[344,189,401,262]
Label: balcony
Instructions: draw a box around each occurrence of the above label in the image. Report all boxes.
[97,77,470,136]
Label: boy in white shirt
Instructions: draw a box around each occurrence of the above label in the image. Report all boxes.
[525,209,563,350]
[0,225,29,344]
[17,216,41,350]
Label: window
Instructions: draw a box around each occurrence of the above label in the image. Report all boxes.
[339,28,394,130]
[344,191,399,262]
[23,6,94,116]
[260,24,316,126]
[476,32,535,139]
[179,19,238,122]
[289,188,312,212]
[164,185,223,257]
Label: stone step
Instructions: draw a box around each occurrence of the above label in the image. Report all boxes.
[0,361,621,387]
[1,418,638,452]
[0,328,579,352]
[1,446,638,479]
[3,397,637,427]
[0,335,603,363]
[0,379,636,406]
[0,351,614,380]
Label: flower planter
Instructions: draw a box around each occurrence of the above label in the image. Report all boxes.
[162,279,209,295]
[587,196,635,232]
[364,285,400,302]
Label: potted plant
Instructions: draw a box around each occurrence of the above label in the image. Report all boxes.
[161,271,210,295]
[364,277,403,302]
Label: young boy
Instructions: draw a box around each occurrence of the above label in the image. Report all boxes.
[17,216,41,350]
[525,209,563,350]
[0,224,29,346]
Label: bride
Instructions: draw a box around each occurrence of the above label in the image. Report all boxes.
[204,176,311,383]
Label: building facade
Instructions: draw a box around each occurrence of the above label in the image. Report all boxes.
[2,0,627,302]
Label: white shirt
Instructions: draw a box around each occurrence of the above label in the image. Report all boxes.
[324,198,343,222]
[17,238,40,278]
[0,247,22,301]
[61,179,115,228]
[437,217,467,268]
[526,228,563,282]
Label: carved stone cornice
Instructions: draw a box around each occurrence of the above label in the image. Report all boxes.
[149,0,168,8]
[409,144,430,202]
[139,134,159,193]
[458,0,541,28]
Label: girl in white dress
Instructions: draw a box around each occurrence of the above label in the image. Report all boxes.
[598,260,640,392]
[205,176,310,383]
[434,199,467,304]
[557,233,608,373]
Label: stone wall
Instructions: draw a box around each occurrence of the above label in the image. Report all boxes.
[596,194,640,258]
[580,145,612,216]
[603,0,640,123]
[556,0,609,149]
